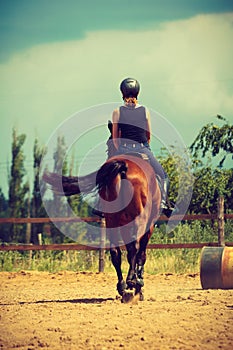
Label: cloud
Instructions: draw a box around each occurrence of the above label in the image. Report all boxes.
[0,12,233,193]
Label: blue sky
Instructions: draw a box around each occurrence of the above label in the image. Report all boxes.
[1,0,233,61]
[0,0,233,196]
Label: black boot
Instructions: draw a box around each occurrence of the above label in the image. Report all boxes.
[160,177,174,218]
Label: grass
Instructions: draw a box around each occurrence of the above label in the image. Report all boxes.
[0,221,232,274]
[0,249,201,274]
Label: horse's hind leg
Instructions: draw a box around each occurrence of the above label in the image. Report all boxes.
[125,240,139,289]
[110,246,126,295]
[135,254,145,301]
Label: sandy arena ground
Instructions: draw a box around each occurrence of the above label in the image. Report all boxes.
[0,271,232,349]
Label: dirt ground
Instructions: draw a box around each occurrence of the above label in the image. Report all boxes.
[0,270,232,350]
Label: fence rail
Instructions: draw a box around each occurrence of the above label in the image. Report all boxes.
[0,213,233,224]
[1,242,233,252]
[1,196,232,272]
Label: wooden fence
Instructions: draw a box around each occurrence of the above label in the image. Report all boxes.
[0,197,233,271]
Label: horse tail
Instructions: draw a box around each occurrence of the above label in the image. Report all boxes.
[96,160,128,192]
[43,170,98,196]
[43,160,128,197]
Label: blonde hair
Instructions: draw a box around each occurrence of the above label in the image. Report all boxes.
[124,97,138,105]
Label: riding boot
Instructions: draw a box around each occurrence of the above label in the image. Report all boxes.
[160,177,174,218]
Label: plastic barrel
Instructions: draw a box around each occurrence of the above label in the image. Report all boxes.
[200,246,233,289]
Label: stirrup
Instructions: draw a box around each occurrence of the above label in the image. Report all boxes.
[92,208,104,218]
[161,201,175,218]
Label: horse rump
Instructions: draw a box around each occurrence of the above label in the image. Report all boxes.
[96,160,128,191]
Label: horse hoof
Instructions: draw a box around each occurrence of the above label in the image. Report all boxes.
[122,290,143,304]
[138,290,144,301]
[135,284,144,301]
[117,280,127,296]
[121,289,135,303]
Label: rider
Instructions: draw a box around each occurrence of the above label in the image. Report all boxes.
[110,77,173,217]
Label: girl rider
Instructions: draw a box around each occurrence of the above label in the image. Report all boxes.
[111,77,173,217]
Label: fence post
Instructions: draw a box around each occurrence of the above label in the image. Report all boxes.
[217,197,225,247]
[99,218,106,272]
[38,233,42,245]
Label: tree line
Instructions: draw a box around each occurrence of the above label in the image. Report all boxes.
[0,116,232,244]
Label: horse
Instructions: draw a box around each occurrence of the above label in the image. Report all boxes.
[43,153,161,302]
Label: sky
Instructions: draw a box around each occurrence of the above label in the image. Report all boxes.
[0,0,233,197]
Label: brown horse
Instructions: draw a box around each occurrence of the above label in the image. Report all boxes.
[43,154,161,301]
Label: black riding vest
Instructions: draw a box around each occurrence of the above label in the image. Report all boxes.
[118,106,148,143]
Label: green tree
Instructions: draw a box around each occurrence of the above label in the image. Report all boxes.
[189,166,232,214]
[189,116,233,214]
[190,115,233,167]
[0,188,9,242]
[8,129,29,242]
[0,188,8,213]
[157,145,232,216]
[50,135,68,243]
[64,151,94,244]
[158,147,194,210]
[31,138,47,244]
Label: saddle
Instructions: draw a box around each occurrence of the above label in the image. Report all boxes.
[124,151,149,162]
[125,151,163,191]
[125,151,163,192]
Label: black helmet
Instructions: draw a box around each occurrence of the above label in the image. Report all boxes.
[120,78,140,98]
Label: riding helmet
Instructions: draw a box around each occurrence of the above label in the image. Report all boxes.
[120,78,140,98]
